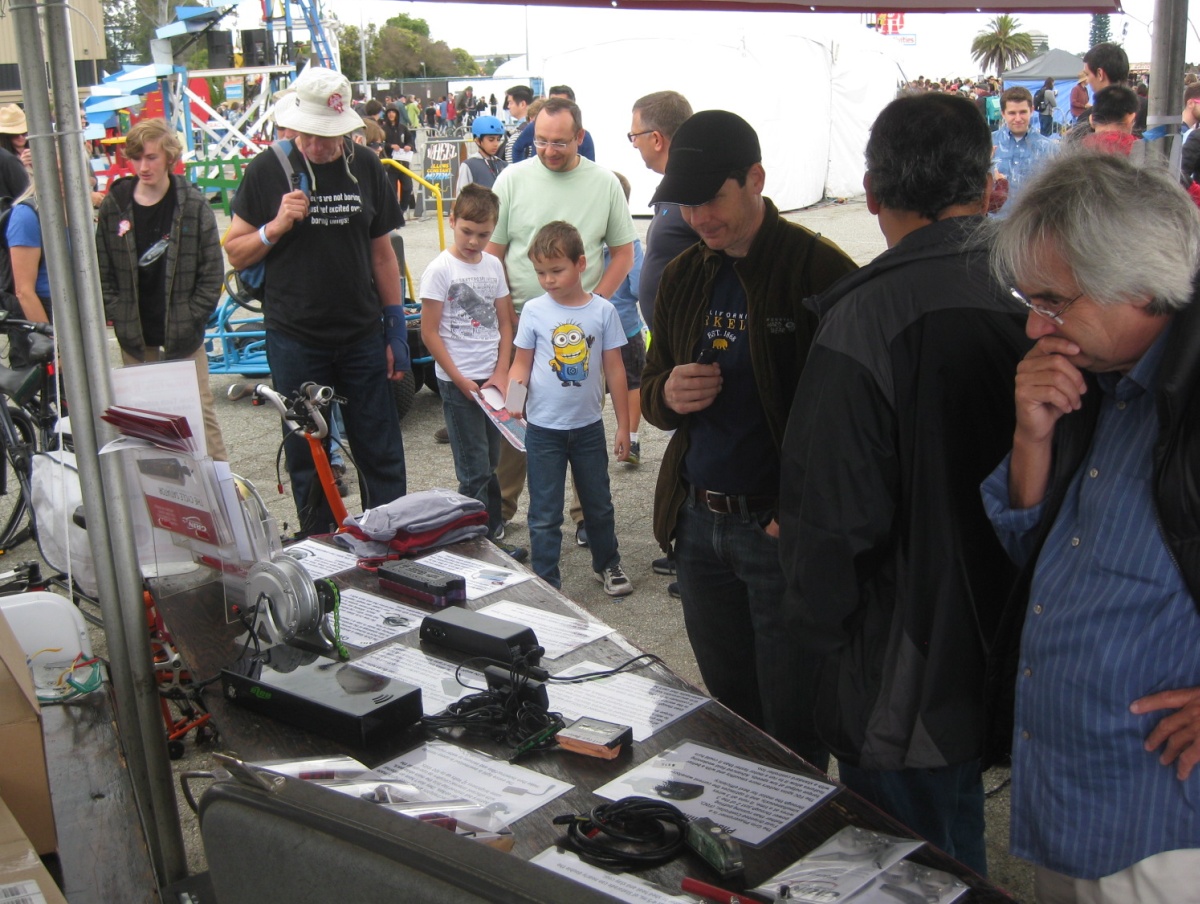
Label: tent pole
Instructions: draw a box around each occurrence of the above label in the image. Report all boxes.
[17,0,190,886]
[1147,0,1188,163]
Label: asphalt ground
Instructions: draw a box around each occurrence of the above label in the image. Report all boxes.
[18,196,1032,900]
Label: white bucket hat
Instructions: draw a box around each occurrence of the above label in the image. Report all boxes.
[274,67,361,137]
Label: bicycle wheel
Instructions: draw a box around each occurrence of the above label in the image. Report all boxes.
[0,405,38,551]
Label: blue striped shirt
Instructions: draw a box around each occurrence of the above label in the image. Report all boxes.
[982,325,1200,879]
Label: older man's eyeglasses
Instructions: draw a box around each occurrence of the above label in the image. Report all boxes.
[627,130,655,144]
[1009,286,1084,324]
[533,138,572,150]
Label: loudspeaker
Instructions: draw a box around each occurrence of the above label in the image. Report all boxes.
[207,30,233,69]
[241,29,268,67]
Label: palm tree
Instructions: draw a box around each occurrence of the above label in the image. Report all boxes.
[971,15,1036,77]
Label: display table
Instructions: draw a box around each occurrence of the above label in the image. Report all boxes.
[41,689,157,904]
[151,537,1014,902]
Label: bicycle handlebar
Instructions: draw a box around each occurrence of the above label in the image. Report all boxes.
[0,316,53,336]
[229,381,340,440]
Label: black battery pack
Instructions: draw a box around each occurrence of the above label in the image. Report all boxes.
[419,607,540,664]
[378,560,467,608]
[221,647,423,746]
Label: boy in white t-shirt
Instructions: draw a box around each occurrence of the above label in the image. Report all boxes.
[508,221,632,595]
[420,185,525,561]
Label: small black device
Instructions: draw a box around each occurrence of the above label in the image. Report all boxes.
[419,607,540,664]
[221,647,422,746]
[696,347,720,365]
[483,664,549,708]
[378,560,466,608]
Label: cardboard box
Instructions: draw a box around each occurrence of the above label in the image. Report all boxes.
[0,792,67,904]
[0,611,57,855]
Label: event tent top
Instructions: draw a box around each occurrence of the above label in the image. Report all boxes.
[416,0,1122,13]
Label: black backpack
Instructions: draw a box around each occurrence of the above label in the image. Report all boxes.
[0,196,36,302]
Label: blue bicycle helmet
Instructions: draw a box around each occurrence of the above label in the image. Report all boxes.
[471,116,505,138]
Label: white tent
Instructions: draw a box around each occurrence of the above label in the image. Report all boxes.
[503,31,904,211]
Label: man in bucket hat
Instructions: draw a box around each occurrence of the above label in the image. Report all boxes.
[640,110,857,770]
[226,66,407,536]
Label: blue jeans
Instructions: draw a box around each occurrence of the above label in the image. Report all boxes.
[266,330,406,536]
[837,759,987,877]
[525,420,618,588]
[675,494,829,771]
[438,378,501,535]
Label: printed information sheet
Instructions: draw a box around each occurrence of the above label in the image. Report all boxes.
[479,600,613,659]
[548,661,708,741]
[282,539,359,579]
[334,588,428,649]
[353,644,483,713]
[750,826,924,903]
[530,848,683,904]
[376,741,571,824]
[594,741,837,847]
[415,550,533,599]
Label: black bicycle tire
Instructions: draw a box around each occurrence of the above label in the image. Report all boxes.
[0,405,38,551]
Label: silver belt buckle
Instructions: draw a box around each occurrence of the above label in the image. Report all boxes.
[704,490,727,513]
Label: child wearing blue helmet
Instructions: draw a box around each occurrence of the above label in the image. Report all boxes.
[459,116,508,189]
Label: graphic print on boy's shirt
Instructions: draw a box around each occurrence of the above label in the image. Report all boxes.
[548,322,593,387]
[446,280,499,337]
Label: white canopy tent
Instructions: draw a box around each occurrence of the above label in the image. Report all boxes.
[488,29,906,209]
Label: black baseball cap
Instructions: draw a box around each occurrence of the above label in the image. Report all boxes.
[651,110,762,206]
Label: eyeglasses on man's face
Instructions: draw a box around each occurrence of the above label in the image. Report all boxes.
[533,138,573,150]
[627,129,655,144]
[1009,286,1084,324]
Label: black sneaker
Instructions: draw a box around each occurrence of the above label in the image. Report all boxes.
[595,563,633,597]
[652,556,676,576]
[434,425,450,444]
[668,581,681,599]
[576,523,589,547]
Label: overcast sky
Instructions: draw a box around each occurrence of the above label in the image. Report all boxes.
[307,0,1183,78]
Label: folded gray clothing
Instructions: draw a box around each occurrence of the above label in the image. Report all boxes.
[328,522,488,557]
[346,488,484,540]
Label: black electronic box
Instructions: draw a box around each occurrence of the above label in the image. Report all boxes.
[419,607,540,664]
[221,646,422,747]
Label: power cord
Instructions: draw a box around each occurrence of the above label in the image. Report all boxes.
[553,796,689,871]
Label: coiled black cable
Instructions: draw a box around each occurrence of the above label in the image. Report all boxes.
[553,796,689,870]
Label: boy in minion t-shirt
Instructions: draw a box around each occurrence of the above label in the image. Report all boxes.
[508,221,633,596]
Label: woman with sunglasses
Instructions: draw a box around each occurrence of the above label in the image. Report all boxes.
[0,105,30,203]
[94,117,227,459]
[0,104,31,173]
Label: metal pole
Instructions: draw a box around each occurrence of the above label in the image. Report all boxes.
[33,0,188,885]
[1147,0,1189,165]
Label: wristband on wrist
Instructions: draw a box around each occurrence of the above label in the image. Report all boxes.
[258,224,274,246]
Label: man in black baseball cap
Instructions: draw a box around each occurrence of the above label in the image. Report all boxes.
[641,110,857,770]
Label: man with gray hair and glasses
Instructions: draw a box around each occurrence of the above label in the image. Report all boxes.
[982,152,1200,902]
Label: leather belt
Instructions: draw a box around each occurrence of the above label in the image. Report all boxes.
[690,485,777,516]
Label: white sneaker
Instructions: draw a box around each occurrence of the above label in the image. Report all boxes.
[595,563,633,597]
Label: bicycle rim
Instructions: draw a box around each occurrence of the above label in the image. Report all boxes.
[0,406,37,552]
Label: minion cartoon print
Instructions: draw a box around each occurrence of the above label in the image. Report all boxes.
[549,322,594,387]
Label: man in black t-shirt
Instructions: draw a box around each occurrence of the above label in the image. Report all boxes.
[227,67,407,536]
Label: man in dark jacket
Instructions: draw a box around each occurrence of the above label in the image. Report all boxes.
[983,152,1200,898]
[641,110,857,770]
[777,93,1030,875]
[95,117,227,459]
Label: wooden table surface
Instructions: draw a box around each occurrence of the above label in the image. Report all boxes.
[41,689,158,904]
[152,537,1014,902]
